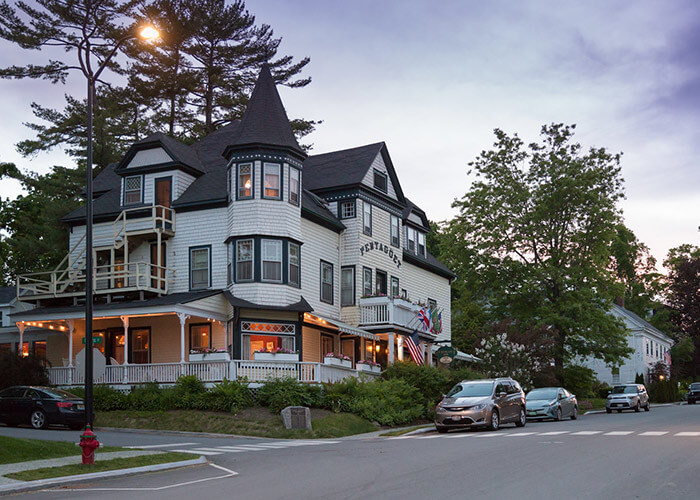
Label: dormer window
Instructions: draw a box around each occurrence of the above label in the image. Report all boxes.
[289,167,300,206]
[237,163,253,199]
[407,227,416,253]
[373,169,387,193]
[124,175,143,205]
[417,232,426,257]
[263,163,281,199]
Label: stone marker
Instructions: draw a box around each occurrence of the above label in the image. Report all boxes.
[281,406,312,430]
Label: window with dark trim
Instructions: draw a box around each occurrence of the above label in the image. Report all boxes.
[237,163,253,199]
[189,323,212,350]
[124,175,142,204]
[263,163,281,199]
[340,200,356,219]
[391,276,399,298]
[320,260,334,304]
[401,288,408,299]
[406,227,416,253]
[262,239,283,282]
[341,266,355,306]
[390,215,400,247]
[363,202,372,236]
[428,298,437,312]
[374,169,388,193]
[227,243,233,284]
[289,242,300,287]
[375,269,387,295]
[289,167,300,206]
[362,267,372,297]
[189,246,211,290]
[417,232,426,256]
[236,239,253,282]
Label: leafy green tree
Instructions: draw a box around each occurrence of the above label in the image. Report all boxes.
[446,123,632,380]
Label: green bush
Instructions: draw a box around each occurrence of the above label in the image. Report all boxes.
[593,381,612,399]
[258,378,322,413]
[382,362,448,407]
[0,352,49,390]
[562,365,596,398]
[173,375,205,395]
[128,382,166,411]
[648,380,679,403]
[635,373,645,384]
[347,378,423,426]
[92,386,129,411]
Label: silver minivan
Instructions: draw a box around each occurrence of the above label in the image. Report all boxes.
[605,384,650,413]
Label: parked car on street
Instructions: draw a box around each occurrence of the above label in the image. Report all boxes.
[526,387,578,421]
[686,383,700,405]
[0,386,86,430]
[605,384,650,413]
[434,377,527,433]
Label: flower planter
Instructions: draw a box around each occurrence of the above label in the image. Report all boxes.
[324,357,352,368]
[253,352,299,362]
[189,352,230,362]
[356,363,381,374]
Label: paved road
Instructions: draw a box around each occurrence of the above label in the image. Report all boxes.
[2,404,699,499]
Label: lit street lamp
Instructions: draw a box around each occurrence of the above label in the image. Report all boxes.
[83,25,159,431]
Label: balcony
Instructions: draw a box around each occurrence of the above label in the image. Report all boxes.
[359,296,425,333]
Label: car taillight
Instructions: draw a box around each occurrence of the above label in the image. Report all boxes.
[57,402,73,408]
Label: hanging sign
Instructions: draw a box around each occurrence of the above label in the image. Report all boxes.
[359,241,402,269]
[435,346,457,364]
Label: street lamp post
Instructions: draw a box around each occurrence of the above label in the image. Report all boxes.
[83,26,159,431]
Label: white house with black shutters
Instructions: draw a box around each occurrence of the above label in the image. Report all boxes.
[11,64,458,387]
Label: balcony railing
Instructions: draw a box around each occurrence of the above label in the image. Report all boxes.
[47,360,379,386]
[113,205,175,249]
[359,296,423,330]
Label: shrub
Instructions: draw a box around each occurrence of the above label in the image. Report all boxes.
[347,378,423,426]
[208,379,253,413]
[0,352,49,390]
[562,365,596,399]
[258,378,322,413]
[593,381,612,399]
[635,373,645,384]
[173,375,205,395]
[648,380,679,403]
[128,382,166,411]
[382,362,448,407]
[92,385,129,411]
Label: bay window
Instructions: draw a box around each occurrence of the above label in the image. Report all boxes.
[236,239,253,282]
[289,242,300,287]
[289,167,300,205]
[238,163,253,199]
[262,239,283,282]
[263,163,281,199]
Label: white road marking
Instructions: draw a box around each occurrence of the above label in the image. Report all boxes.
[169,448,222,456]
[416,435,440,439]
[387,436,413,440]
[507,432,536,437]
[124,443,199,449]
[571,431,603,435]
[604,431,634,436]
[675,432,700,437]
[444,434,473,438]
[537,431,570,436]
[638,431,668,436]
[477,433,509,437]
[213,445,268,451]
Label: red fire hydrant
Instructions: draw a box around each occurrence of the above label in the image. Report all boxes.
[79,425,100,465]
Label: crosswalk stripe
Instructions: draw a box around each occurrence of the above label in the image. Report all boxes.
[444,434,473,438]
[387,436,413,440]
[125,442,199,449]
[571,431,602,435]
[638,431,668,436]
[675,432,700,437]
[537,431,570,436]
[416,435,440,439]
[604,431,634,436]
[477,433,509,437]
[207,447,251,453]
[170,449,222,456]
[507,432,536,437]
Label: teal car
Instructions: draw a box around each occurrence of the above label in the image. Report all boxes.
[526,387,578,421]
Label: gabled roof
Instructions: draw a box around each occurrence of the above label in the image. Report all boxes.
[0,286,17,305]
[402,198,429,229]
[115,132,205,176]
[402,250,456,280]
[223,63,304,160]
[611,304,673,343]
[301,190,345,232]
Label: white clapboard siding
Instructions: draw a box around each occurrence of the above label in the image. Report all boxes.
[229,282,301,308]
[355,199,403,292]
[400,261,452,343]
[360,151,398,201]
[300,218,341,320]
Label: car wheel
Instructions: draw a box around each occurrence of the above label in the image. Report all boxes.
[487,410,500,431]
[436,426,448,434]
[634,402,641,412]
[570,406,578,420]
[555,407,562,421]
[515,408,526,427]
[606,408,612,414]
[30,410,48,430]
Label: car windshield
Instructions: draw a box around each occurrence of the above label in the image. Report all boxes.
[611,386,637,394]
[527,388,558,401]
[690,383,700,390]
[41,388,81,399]
[446,382,494,398]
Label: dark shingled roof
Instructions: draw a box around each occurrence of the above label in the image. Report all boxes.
[303,142,384,191]
[224,291,312,312]
[301,190,344,232]
[402,250,456,280]
[0,286,17,304]
[132,132,205,173]
[225,63,304,159]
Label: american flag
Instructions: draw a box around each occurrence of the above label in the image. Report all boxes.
[664,349,672,366]
[405,330,424,365]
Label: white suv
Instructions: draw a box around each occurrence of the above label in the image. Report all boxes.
[605,384,650,413]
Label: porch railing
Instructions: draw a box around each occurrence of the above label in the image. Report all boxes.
[48,359,379,386]
[359,296,422,329]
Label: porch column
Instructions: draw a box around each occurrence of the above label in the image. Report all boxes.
[66,320,75,385]
[120,315,129,384]
[388,332,395,364]
[16,322,26,356]
[176,312,190,365]
[425,342,432,366]
[397,335,404,362]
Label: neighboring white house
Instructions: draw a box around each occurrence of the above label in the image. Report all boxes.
[9,64,458,387]
[0,286,58,358]
[583,304,674,385]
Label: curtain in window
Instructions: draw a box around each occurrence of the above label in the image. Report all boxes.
[262,240,282,281]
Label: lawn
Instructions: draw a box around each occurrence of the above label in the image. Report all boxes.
[0,436,122,465]
[95,407,377,439]
[5,452,194,481]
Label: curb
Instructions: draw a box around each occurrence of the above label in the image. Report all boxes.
[96,426,273,440]
[404,427,434,436]
[0,456,206,495]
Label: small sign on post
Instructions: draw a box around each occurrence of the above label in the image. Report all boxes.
[435,346,457,364]
[81,336,103,345]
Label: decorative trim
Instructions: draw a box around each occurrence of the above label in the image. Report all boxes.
[241,321,295,334]
[122,174,144,206]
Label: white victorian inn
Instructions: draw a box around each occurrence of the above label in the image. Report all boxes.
[11,65,461,388]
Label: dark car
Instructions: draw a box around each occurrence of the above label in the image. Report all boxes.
[687,383,700,405]
[0,386,86,430]
[434,377,527,433]
[526,387,578,421]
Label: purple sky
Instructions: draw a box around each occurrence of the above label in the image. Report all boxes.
[1,0,698,267]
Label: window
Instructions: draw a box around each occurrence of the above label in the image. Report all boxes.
[417,232,426,256]
[263,163,281,199]
[391,216,400,247]
[646,341,649,356]
[363,202,372,236]
[375,270,387,295]
[227,243,233,284]
[190,323,211,350]
[320,261,334,304]
[130,328,150,364]
[189,246,210,289]
[340,200,356,219]
[262,239,283,282]
[391,277,399,298]
[363,267,372,297]
[341,267,355,306]
[241,322,295,360]
[401,288,408,299]
[236,240,253,282]
[238,163,253,199]
[124,175,142,204]
[321,335,334,357]
[407,227,416,253]
[428,298,437,312]
[289,167,300,205]
[373,169,388,193]
[289,242,300,287]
